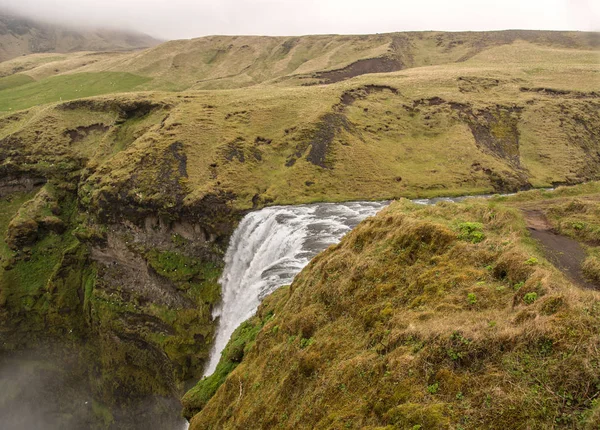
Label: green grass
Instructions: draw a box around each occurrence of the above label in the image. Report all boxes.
[0,72,151,112]
[0,74,35,91]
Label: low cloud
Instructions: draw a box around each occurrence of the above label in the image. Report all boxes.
[0,0,598,40]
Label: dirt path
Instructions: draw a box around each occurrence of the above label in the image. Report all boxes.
[522,209,598,289]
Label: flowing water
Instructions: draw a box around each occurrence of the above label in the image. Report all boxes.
[203,194,507,377]
[202,201,389,376]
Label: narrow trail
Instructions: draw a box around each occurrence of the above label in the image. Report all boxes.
[522,209,598,290]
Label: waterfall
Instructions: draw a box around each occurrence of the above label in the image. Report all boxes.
[202,201,389,376]
[201,191,512,377]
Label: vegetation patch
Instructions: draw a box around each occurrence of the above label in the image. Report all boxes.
[0,73,35,91]
[0,72,151,112]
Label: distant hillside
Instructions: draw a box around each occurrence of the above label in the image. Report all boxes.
[0,10,160,63]
[0,29,597,91]
[117,30,597,90]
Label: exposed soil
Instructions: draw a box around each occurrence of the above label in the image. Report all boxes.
[91,232,194,309]
[286,113,350,168]
[58,99,169,120]
[313,57,403,84]
[409,97,532,192]
[337,85,399,110]
[520,87,600,99]
[458,76,501,93]
[522,209,598,289]
[64,123,110,143]
[453,103,524,167]
[0,175,46,198]
[222,137,262,163]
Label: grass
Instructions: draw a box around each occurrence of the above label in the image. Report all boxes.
[0,72,151,112]
[0,31,596,92]
[0,191,38,260]
[0,34,597,217]
[189,191,600,429]
[0,74,35,91]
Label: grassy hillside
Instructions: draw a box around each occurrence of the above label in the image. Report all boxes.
[0,9,160,63]
[0,30,597,91]
[1,39,598,212]
[187,184,600,429]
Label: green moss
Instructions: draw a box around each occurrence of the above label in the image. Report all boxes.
[145,249,221,303]
[0,185,89,343]
[182,318,264,419]
[182,292,283,420]
[384,403,449,428]
[146,249,202,282]
[91,399,114,427]
[0,192,38,257]
[82,265,97,320]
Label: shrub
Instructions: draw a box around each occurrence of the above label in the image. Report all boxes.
[523,292,538,305]
[427,382,439,394]
[457,222,485,243]
[582,256,600,284]
[467,293,477,305]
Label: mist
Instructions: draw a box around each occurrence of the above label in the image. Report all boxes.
[0,0,598,40]
[0,348,94,430]
[0,346,187,430]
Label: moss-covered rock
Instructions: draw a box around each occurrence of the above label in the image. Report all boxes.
[5,216,38,249]
[182,289,284,419]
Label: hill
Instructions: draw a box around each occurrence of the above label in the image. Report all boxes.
[1,37,598,209]
[0,30,597,92]
[0,9,160,63]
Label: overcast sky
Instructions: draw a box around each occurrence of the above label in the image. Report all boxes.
[1,0,598,40]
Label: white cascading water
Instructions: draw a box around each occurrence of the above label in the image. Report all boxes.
[202,201,389,376]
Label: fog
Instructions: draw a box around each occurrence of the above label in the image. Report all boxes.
[0,348,94,430]
[0,0,598,40]
[0,346,187,430]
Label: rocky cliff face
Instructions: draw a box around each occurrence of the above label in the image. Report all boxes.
[0,100,242,427]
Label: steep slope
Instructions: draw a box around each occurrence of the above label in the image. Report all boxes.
[188,185,600,429]
[0,10,160,63]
